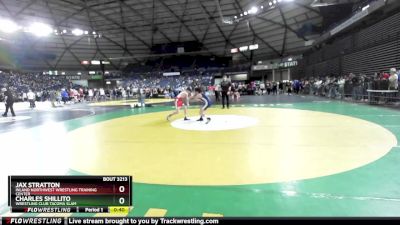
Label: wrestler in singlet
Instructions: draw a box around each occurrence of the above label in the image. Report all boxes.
[167,88,191,121]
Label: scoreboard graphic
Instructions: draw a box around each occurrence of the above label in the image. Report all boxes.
[2,176,222,225]
[8,176,132,213]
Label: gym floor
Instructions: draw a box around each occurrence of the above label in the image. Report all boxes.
[1,94,400,217]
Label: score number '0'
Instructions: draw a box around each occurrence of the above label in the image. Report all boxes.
[119,186,125,205]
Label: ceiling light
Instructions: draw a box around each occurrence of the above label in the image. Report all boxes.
[84,30,88,34]
[239,46,249,52]
[72,28,83,36]
[62,29,67,33]
[249,44,259,50]
[244,11,248,15]
[269,2,273,6]
[28,22,53,37]
[248,6,258,14]
[0,19,20,33]
[362,4,370,11]
[92,31,96,35]
[91,60,101,65]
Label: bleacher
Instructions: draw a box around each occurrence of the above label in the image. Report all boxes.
[342,40,399,76]
[123,55,232,75]
[301,11,400,77]
[355,12,400,49]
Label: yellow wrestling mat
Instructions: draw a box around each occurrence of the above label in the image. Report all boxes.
[67,107,396,185]
[88,98,173,106]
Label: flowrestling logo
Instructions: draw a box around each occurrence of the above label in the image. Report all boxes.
[5,217,63,224]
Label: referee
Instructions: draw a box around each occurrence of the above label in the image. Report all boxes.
[2,87,16,117]
[220,75,232,109]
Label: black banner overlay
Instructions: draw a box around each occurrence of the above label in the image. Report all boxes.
[1,217,400,225]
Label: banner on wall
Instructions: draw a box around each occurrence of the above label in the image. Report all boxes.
[252,61,298,71]
[163,72,180,76]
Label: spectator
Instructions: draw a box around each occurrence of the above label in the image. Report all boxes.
[388,68,398,90]
[214,85,220,102]
[272,82,278,95]
[49,90,57,107]
[2,87,16,117]
[382,71,390,80]
[27,90,36,109]
[338,77,346,99]
[260,82,266,95]
[266,81,271,95]
[61,89,69,104]
[99,88,106,101]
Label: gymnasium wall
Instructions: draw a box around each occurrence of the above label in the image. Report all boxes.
[296,11,400,77]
